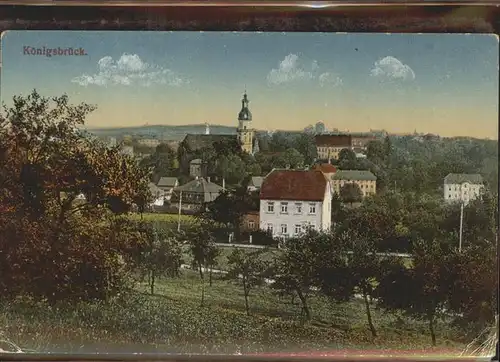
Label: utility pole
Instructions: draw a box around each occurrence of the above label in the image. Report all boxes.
[177,190,183,232]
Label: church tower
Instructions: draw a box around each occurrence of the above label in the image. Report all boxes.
[237,91,254,154]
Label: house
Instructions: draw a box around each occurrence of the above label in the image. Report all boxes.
[313,163,337,179]
[171,177,223,212]
[241,211,260,232]
[350,133,376,149]
[444,173,483,205]
[149,182,166,206]
[315,134,351,160]
[331,170,377,198]
[247,176,264,192]
[156,177,179,200]
[315,133,376,160]
[259,169,332,239]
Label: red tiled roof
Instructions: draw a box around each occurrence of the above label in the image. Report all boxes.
[260,169,328,201]
[315,134,352,147]
[313,163,337,173]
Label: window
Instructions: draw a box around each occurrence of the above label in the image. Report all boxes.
[248,220,255,229]
[295,203,302,214]
[309,203,316,214]
[280,202,288,214]
[267,202,274,213]
[281,224,288,234]
[267,223,273,233]
[295,224,302,235]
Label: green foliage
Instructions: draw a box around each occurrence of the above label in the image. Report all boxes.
[376,240,451,346]
[226,248,267,315]
[272,229,334,321]
[339,183,363,205]
[134,221,183,295]
[140,143,177,183]
[0,90,150,302]
[199,186,256,235]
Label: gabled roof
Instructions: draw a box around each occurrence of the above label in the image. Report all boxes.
[313,163,337,174]
[190,158,202,165]
[175,178,223,202]
[260,169,328,202]
[182,134,237,151]
[249,176,264,188]
[444,173,483,184]
[148,182,164,195]
[332,170,377,181]
[314,134,352,147]
[157,177,178,188]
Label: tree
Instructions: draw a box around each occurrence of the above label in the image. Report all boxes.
[339,183,363,205]
[272,229,332,321]
[318,229,382,338]
[293,133,317,164]
[137,222,182,295]
[140,143,177,183]
[185,222,219,305]
[0,90,151,302]
[338,148,358,169]
[446,241,498,336]
[376,240,451,346]
[200,186,254,237]
[225,248,267,315]
[214,154,246,185]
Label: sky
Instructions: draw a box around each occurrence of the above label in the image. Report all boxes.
[0,31,498,139]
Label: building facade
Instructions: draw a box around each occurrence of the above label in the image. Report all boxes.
[156,177,179,201]
[443,173,484,205]
[315,133,376,160]
[259,169,332,239]
[331,170,377,197]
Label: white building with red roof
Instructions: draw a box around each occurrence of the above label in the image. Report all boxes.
[259,169,332,239]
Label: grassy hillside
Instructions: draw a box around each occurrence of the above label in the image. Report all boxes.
[0,270,465,354]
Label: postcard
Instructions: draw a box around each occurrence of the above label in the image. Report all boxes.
[0,30,497,357]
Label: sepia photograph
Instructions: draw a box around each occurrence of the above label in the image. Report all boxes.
[0,30,498,357]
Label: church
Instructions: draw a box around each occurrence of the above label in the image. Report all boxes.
[178,91,259,174]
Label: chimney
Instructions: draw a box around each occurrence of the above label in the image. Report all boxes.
[195,176,199,180]
[207,177,211,183]
[222,178,226,190]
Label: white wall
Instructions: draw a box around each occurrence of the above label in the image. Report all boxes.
[444,182,483,205]
[259,186,332,239]
[321,183,332,231]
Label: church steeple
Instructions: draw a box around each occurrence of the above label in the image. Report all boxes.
[238,91,252,122]
[236,90,254,154]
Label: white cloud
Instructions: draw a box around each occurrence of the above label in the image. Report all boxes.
[267,54,342,88]
[71,53,188,87]
[319,72,343,87]
[266,54,314,85]
[370,56,415,81]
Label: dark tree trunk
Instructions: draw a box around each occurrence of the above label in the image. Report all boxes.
[199,264,205,307]
[428,312,436,346]
[150,270,155,295]
[209,266,213,287]
[243,276,250,315]
[363,290,377,338]
[296,289,311,320]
